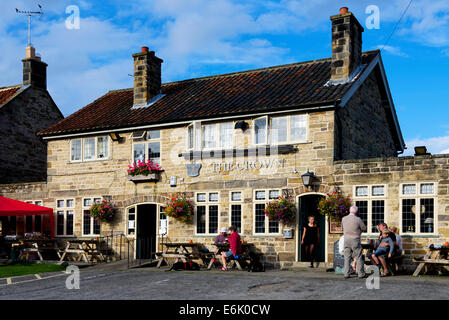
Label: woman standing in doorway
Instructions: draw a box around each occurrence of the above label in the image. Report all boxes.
[301,216,320,268]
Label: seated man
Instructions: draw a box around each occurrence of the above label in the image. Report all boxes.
[220,225,241,271]
[215,227,229,245]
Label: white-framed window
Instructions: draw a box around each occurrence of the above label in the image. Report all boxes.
[71,136,109,162]
[270,114,307,144]
[25,200,44,233]
[254,116,268,145]
[187,121,234,151]
[55,199,75,236]
[82,197,102,236]
[400,182,437,234]
[229,191,243,233]
[354,185,387,234]
[195,192,220,235]
[132,130,161,165]
[253,189,281,235]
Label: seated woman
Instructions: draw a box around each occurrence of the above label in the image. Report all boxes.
[220,225,241,271]
[390,226,403,256]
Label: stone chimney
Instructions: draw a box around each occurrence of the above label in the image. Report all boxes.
[22,45,47,90]
[132,46,163,107]
[330,7,364,82]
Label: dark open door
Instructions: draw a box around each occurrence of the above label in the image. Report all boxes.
[298,195,325,262]
[136,204,157,259]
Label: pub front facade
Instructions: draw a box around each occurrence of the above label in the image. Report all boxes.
[1,8,448,268]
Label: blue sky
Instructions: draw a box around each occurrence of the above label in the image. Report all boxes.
[1,0,449,155]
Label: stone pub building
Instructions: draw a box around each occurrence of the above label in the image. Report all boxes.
[1,8,448,268]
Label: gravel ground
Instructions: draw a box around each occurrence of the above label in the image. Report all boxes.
[1,266,449,300]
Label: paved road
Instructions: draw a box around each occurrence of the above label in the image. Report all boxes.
[1,267,449,300]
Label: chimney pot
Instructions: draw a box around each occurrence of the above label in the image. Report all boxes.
[141,46,149,53]
[340,7,348,14]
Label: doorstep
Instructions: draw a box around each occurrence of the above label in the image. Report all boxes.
[280,261,333,271]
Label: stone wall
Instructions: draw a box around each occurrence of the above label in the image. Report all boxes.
[335,71,398,160]
[0,87,63,183]
[3,102,447,269]
[331,154,449,268]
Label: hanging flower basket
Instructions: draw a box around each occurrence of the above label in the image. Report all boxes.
[163,197,194,222]
[265,195,297,224]
[127,160,163,182]
[317,190,352,221]
[90,200,116,222]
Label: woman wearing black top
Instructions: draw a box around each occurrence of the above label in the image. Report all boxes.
[301,216,320,268]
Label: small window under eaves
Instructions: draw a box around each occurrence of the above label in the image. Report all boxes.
[132,131,146,140]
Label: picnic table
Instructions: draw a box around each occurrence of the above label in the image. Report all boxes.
[59,239,105,263]
[19,239,61,261]
[413,246,449,276]
[156,242,211,268]
[208,243,254,270]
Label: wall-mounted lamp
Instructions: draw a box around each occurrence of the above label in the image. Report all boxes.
[234,121,249,131]
[301,170,315,188]
[414,146,430,156]
[109,132,122,142]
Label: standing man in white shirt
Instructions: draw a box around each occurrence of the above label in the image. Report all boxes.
[342,205,367,279]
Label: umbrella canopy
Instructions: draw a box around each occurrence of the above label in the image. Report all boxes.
[0,196,54,237]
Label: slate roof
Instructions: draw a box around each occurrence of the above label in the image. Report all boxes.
[38,50,380,136]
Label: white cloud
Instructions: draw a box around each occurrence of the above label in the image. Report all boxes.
[404,135,449,155]
[375,45,409,57]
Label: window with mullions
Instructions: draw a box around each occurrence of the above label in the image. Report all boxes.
[401,182,436,234]
[56,199,74,236]
[253,190,281,235]
[24,200,44,233]
[71,136,109,162]
[132,130,161,165]
[230,191,243,233]
[354,185,386,233]
[82,198,101,236]
[195,192,220,235]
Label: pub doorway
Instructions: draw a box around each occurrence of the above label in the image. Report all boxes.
[136,204,157,259]
[298,194,326,263]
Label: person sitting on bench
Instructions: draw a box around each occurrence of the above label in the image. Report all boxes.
[220,225,241,271]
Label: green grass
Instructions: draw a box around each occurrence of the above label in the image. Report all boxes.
[0,263,65,278]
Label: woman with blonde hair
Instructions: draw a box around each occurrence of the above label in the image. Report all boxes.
[389,226,403,256]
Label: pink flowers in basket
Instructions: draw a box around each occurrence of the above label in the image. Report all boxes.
[127,160,163,176]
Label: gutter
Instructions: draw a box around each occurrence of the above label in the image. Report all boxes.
[40,103,336,140]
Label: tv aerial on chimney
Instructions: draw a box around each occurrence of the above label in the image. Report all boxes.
[15,4,44,47]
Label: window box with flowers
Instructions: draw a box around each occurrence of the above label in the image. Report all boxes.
[265,195,297,224]
[163,196,194,223]
[127,160,163,182]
